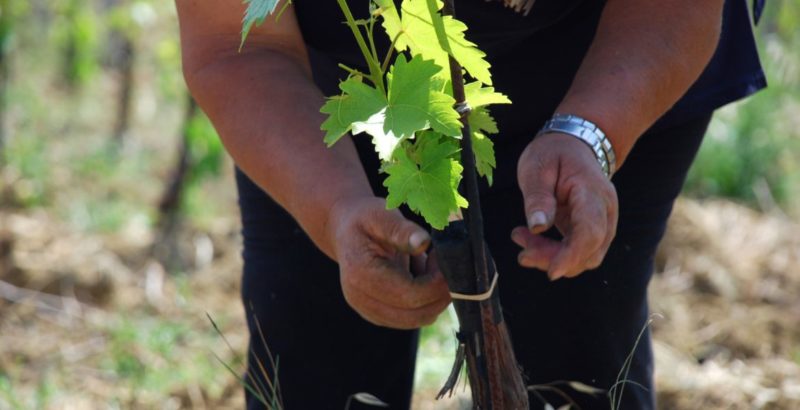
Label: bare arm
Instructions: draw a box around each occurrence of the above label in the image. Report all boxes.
[557,0,725,166]
[176,0,368,259]
[175,0,450,329]
[516,0,724,279]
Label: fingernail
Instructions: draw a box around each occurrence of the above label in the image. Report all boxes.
[548,269,564,282]
[528,211,548,232]
[409,231,430,251]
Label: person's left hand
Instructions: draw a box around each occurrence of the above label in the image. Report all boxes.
[513,132,619,281]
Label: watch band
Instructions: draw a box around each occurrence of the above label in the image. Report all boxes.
[537,114,617,178]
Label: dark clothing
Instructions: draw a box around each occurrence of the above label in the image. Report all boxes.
[296,0,765,191]
[238,113,713,409]
[238,0,764,408]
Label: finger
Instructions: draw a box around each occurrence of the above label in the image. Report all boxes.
[518,150,558,234]
[511,226,561,270]
[362,207,430,255]
[344,286,451,329]
[341,255,449,310]
[549,186,607,280]
[586,200,619,269]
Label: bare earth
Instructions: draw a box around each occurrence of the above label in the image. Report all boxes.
[1,198,799,409]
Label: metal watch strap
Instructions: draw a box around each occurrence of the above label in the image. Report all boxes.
[537,114,617,178]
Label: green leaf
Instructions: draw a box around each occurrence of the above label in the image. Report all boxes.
[468,107,500,184]
[384,137,467,229]
[321,55,460,161]
[320,77,386,146]
[241,0,280,47]
[469,107,498,134]
[375,0,493,85]
[385,54,461,138]
[464,81,511,108]
[471,131,495,185]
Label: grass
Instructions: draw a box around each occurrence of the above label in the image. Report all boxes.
[208,311,285,410]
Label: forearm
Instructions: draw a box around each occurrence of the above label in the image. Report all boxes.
[557,0,725,167]
[185,50,372,259]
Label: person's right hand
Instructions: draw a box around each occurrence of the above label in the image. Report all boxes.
[327,197,451,329]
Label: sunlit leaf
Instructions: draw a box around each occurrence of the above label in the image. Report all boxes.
[464,81,511,108]
[384,137,467,229]
[375,0,493,84]
[321,55,461,162]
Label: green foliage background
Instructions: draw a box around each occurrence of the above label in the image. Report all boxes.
[1,0,798,229]
[684,1,800,211]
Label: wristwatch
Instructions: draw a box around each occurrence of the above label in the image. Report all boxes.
[537,114,617,179]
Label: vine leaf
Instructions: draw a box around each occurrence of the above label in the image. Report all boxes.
[384,54,461,140]
[375,0,493,85]
[241,0,280,46]
[469,109,498,184]
[464,83,507,185]
[469,108,498,134]
[321,54,461,161]
[320,77,385,146]
[384,138,467,229]
[464,81,511,108]
[471,130,496,185]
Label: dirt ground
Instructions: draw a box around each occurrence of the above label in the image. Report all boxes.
[1,197,799,409]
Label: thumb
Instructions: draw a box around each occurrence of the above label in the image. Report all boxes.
[523,188,557,234]
[519,158,558,235]
[366,208,431,255]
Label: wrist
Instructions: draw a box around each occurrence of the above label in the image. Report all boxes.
[537,113,616,178]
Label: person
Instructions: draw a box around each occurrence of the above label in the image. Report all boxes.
[175,0,765,408]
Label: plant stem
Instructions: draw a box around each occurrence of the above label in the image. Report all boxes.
[381,31,402,73]
[367,17,380,71]
[429,0,494,407]
[337,63,367,79]
[335,0,386,94]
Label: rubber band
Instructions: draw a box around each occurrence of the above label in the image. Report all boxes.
[454,102,472,115]
[449,273,499,301]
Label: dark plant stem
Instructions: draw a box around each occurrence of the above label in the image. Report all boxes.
[437,2,528,409]
[112,36,134,144]
[153,95,197,271]
[62,0,83,88]
[102,0,134,144]
[441,0,494,407]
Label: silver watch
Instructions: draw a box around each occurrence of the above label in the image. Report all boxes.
[537,114,617,179]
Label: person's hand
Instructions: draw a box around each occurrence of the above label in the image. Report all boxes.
[513,132,619,281]
[328,196,451,329]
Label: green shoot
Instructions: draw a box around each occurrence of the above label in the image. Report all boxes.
[238,0,510,229]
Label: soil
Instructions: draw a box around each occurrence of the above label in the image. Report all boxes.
[1,198,799,409]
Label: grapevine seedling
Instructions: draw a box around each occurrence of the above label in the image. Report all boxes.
[241,0,510,229]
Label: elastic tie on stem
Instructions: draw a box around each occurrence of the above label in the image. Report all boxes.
[455,102,472,115]
[449,272,498,301]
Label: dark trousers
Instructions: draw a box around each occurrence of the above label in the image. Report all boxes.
[236,113,713,409]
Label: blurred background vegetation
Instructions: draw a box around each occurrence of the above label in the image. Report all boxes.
[684,1,800,211]
[0,0,799,409]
